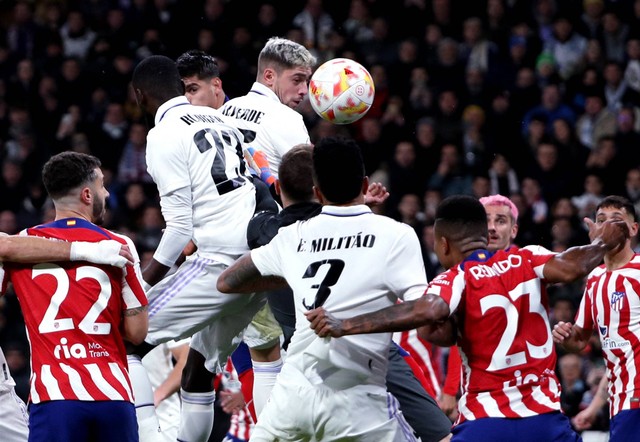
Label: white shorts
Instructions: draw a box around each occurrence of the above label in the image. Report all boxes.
[146,254,266,371]
[250,364,418,442]
[0,387,29,442]
[243,303,283,350]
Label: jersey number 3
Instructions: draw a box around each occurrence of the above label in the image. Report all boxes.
[302,259,345,310]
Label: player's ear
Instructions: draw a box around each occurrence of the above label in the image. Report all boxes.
[361,176,369,196]
[313,186,325,205]
[274,179,282,196]
[263,68,275,86]
[80,186,92,205]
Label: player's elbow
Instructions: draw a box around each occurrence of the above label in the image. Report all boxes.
[414,294,450,324]
[216,271,234,293]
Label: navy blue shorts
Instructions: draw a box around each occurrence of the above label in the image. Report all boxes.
[451,412,581,442]
[29,400,138,442]
[610,408,640,442]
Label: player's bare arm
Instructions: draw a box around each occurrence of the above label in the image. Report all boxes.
[0,234,133,267]
[417,313,457,347]
[306,294,450,337]
[123,305,149,345]
[543,219,628,283]
[154,343,189,406]
[142,258,172,287]
[217,253,287,293]
[552,321,590,352]
[572,375,608,431]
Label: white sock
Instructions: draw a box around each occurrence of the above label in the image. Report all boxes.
[252,358,283,418]
[177,389,216,442]
[127,355,162,441]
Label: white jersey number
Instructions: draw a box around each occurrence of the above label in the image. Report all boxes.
[479,279,553,371]
[302,259,345,310]
[35,264,113,335]
[194,128,247,195]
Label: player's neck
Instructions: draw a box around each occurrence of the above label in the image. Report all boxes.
[53,204,93,223]
[604,245,635,271]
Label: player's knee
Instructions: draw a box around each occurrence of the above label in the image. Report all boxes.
[181,348,215,392]
[249,342,281,362]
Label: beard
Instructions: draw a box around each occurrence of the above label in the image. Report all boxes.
[92,197,105,225]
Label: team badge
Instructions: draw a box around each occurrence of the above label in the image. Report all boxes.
[610,291,627,312]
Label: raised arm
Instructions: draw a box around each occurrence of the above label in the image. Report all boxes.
[306,294,451,337]
[542,219,627,283]
[0,234,133,267]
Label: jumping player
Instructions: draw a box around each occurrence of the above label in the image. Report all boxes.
[131,55,271,441]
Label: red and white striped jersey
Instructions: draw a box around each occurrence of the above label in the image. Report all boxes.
[0,218,148,404]
[393,330,443,398]
[393,330,462,399]
[575,254,640,418]
[426,247,561,424]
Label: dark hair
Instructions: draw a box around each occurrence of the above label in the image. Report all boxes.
[435,195,488,241]
[278,144,314,203]
[132,55,183,102]
[312,136,364,204]
[42,152,101,199]
[176,50,220,80]
[596,195,637,222]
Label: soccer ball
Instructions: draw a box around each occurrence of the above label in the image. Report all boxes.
[308,58,375,125]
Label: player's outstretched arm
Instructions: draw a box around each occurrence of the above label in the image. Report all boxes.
[306,294,451,337]
[217,253,287,294]
[543,219,628,283]
[552,321,590,352]
[0,234,133,267]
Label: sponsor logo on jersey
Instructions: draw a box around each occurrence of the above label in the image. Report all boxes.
[54,338,110,359]
[611,291,626,312]
[468,254,523,280]
[503,368,558,395]
[602,337,630,350]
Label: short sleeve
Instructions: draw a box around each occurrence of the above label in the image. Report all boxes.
[250,226,290,277]
[385,226,428,302]
[146,130,191,196]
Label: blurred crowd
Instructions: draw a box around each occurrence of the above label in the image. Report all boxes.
[2,0,640,434]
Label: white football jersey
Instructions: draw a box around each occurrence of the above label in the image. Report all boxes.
[147,96,256,261]
[0,347,16,393]
[220,82,310,176]
[251,205,427,391]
